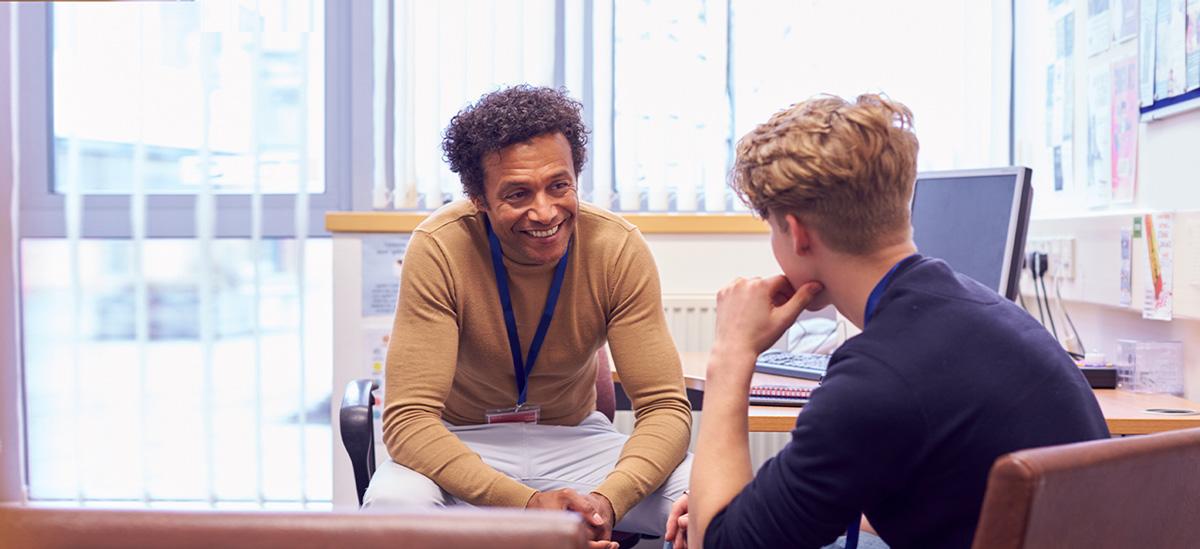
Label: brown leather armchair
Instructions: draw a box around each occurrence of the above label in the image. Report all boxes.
[0,505,588,549]
[972,427,1200,549]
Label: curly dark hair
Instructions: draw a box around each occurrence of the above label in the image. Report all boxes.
[442,85,589,201]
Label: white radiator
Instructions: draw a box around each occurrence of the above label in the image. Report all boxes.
[611,294,792,473]
[661,294,718,353]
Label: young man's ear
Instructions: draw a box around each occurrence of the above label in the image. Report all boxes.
[783,213,813,256]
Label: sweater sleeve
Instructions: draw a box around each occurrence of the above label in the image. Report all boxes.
[380,232,537,508]
[594,229,693,520]
[706,354,926,548]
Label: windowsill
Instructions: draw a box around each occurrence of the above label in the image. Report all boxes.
[325,211,769,234]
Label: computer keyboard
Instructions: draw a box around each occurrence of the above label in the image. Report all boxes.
[753,349,830,381]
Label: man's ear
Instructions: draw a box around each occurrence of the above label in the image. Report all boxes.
[471,194,488,212]
[782,213,813,256]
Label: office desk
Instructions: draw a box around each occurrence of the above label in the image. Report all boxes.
[618,352,1200,435]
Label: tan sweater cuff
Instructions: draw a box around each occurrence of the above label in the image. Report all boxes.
[479,481,540,509]
[593,473,641,522]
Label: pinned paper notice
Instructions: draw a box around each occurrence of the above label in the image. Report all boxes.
[1140,213,1174,321]
[364,328,391,382]
[1120,228,1133,306]
[362,234,411,317]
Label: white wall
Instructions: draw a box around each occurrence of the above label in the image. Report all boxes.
[644,234,780,295]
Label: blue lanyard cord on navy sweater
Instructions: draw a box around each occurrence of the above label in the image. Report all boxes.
[483,215,571,406]
[843,253,919,549]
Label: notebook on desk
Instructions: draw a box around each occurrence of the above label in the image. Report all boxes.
[748,384,813,407]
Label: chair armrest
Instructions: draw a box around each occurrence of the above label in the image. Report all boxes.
[0,506,592,549]
[340,378,379,507]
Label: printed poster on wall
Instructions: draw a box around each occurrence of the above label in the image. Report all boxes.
[1048,10,1076,192]
[1187,0,1200,90]
[1120,228,1133,307]
[1089,0,1113,55]
[1140,0,1158,105]
[1048,60,1069,146]
[1111,56,1139,203]
[1140,213,1174,321]
[1155,0,1188,99]
[1050,12,1076,140]
[1117,0,1140,41]
[1053,141,1076,192]
[1086,67,1113,207]
[361,234,411,317]
[1053,145,1065,191]
[363,327,391,385]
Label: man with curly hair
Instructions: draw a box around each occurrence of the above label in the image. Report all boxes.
[365,85,692,548]
[665,94,1108,549]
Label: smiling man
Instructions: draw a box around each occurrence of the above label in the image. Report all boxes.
[363,86,692,549]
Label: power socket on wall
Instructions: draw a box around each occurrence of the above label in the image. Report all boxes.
[1027,237,1076,279]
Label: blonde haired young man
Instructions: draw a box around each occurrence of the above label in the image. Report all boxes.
[668,94,1108,549]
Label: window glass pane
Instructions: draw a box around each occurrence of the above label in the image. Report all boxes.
[612,0,731,212]
[730,0,997,172]
[52,1,324,195]
[22,239,332,504]
[611,0,1000,212]
[390,0,557,209]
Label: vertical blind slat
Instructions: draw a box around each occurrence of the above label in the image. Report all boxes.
[195,32,218,507]
[294,31,311,507]
[64,131,84,505]
[590,0,614,210]
[59,10,85,502]
[393,0,415,209]
[249,9,267,508]
[374,0,392,209]
[131,6,151,504]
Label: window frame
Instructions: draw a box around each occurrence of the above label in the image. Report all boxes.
[14,2,353,239]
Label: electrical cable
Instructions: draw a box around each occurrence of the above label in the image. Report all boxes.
[1054,274,1087,354]
[1031,258,1046,326]
[1038,272,1059,342]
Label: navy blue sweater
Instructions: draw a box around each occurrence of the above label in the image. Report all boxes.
[706,256,1109,549]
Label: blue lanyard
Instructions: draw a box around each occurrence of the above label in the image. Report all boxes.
[483,216,571,406]
[845,253,919,549]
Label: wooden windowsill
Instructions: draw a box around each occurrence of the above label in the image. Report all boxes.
[325,211,769,234]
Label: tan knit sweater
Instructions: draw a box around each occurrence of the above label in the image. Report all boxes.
[382,200,691,520]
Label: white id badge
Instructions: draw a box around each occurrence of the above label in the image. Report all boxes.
[485,403,541,424]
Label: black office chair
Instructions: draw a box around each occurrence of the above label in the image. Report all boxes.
[338,349,650,548]
[339,377,379,507]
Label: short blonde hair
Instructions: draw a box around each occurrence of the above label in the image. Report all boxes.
[731,93,919,254]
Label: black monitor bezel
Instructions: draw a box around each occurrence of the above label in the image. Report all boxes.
[910,167,1033,301]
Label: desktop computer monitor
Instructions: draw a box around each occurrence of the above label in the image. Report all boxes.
[910,167,1033,301]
